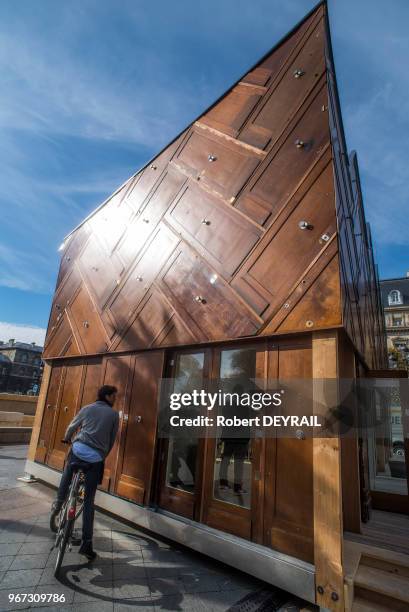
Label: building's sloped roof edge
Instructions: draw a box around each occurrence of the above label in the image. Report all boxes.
[63,0,326,242]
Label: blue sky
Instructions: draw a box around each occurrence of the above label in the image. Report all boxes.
[0,0,408,344]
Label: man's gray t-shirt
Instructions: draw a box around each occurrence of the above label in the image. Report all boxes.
[64,400,119,459]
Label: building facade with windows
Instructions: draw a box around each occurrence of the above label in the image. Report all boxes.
[0,339,44,394]
[380,275,409,370]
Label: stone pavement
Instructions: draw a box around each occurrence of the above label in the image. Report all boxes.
[0,446,315,612]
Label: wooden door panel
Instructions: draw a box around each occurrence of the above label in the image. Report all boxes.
[124,135,184,212]
[158,481,195,519]
[232,163,336,317]
[43,315,80,359]
[116,289,196,352]
[69,286,109,354]
[239,19,325,150]
[264,341,314,563]
[47,363,84,471]
[36,365,64,463]
[235,85,329,225]
[166,182,261,278]
[109,224,179,331]
[100,355,133,491]
[200,83,264,137]
[90,186,134,255]
[159,246,260,340]
[56,224,89,286]
[257,10,314,79]
[171,125,262,200]
[78,359,102,408]
[117,169,185,268]
[78,236,122,308]
[205,505,251,540]
[47,267,82,340]
[242,67,272,87]
[115,351,165,504]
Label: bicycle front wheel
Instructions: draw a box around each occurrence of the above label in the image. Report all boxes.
[54,518,73,577]
[50,508,61,534]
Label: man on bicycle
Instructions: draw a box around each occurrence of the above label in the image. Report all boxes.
[50,385,119,560]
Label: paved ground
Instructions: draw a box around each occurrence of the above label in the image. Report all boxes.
[0,445,315,612]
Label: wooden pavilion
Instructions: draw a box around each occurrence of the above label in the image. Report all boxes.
[26,2,409,609]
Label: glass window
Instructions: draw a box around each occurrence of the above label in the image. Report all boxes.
[388,290,402,306]
[213,348,257,509]
[393,315,403,327]
[165,352,205,493]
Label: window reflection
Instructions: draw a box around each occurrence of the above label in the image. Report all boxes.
[213,348,256,509]
[165,353,204,493]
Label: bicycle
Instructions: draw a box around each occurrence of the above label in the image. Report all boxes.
[50,443,87,577]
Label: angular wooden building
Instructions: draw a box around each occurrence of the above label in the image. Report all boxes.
[26,2,409,610]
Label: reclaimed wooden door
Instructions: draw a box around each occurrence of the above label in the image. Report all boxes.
[114,351,165,504]
[35,364,64,463]
[263,337,314,563]
[99,354,133,491]
[46,362,84,470]
[201,343,266,540]
[157,348,211,519]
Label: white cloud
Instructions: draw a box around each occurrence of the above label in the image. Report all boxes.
[0,322,46,346]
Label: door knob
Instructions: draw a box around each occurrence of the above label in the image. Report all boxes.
[194,295,206,304]
[293,69,304,79]
[298,220,312,230]
[295,139,305,149]
[201,218,211,225]
[135,416,142,423]
[208,154,217,162]
[63,406,68,413]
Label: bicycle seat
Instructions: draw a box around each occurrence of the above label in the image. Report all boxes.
[71,458,93,473]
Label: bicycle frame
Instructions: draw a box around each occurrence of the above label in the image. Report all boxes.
[53,466,85,577]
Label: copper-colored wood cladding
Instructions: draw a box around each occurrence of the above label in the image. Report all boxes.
[34,1,388,591]
[41,1,385,366]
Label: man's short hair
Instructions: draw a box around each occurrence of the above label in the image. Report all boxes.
[97,385,118,402]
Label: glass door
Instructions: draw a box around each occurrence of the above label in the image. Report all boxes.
[202,344,265,540]
[157,349,210,519]
[366,373,409,511]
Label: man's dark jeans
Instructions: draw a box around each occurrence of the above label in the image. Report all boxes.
[56,451,103,543]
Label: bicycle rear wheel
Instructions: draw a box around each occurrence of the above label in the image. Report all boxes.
[54,518,73,577]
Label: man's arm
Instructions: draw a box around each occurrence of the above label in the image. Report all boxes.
[108,412,119,454]
[63,406,88,442]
